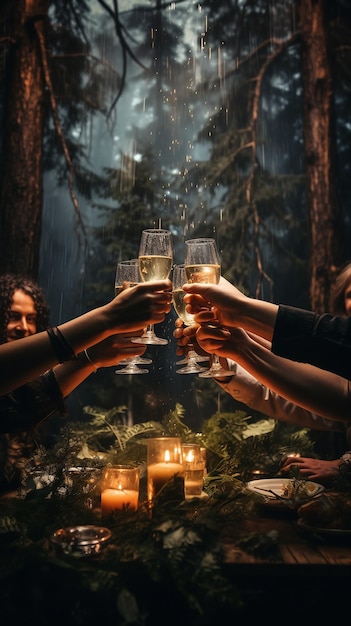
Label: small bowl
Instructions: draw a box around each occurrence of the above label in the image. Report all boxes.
[51,525,112,556]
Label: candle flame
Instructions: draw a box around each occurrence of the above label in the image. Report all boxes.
[164,450,170,462]
[186,451,194,463]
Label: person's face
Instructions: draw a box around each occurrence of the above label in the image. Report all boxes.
[6,289,37,342]
[344,283,351,317]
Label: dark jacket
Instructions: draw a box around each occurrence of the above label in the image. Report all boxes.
[272,305,351,381]
[0,370,66,493]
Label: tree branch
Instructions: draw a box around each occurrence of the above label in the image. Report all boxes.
[34,18,87,254]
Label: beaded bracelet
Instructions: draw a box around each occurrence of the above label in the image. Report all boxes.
[47,326,77,363]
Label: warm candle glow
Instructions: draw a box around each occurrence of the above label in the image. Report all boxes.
[101,488,139,516]
[147,462,184,501]
[185,451,195,463]
[183,460,205,497]
[146,437,185,503]
[100,464,140,516]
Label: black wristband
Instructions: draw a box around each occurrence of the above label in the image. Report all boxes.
[47,327,77,363]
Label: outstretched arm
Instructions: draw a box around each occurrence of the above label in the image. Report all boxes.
[173,317,347,432]
[0,280,172,395]
[53,332,147,397]
[183,277,278,341]
[194,324,351,424]
[217,361,345,432]
[183,278,351,380]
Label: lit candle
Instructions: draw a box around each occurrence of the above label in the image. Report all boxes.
[100,464,140,516]
[249,469,269,480]
[182,443,201,463]
[181,443,205,497]
[184,450,195,463]
[146,439,184,502]
[101,487,139,516]
[147,460,185,500]
[183,460,205,497]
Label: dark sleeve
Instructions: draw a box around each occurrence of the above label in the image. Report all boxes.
[0,370,67,434]
[271,305,351,380]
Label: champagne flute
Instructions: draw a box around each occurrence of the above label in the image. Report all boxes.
[114,259,151,374]
[184,237,234,378]
[173,264,208,374]
[134,228,173,345]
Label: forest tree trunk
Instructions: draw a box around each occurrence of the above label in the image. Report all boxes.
[299,0,342,313]
[0,0,47,278]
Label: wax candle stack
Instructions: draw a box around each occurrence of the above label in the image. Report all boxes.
[181,443,205,497]
[100,464,140,517]
[146,437,184,503]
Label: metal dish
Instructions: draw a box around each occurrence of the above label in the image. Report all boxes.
[51,525,112,556]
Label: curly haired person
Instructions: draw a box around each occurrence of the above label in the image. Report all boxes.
[0,273,172,493]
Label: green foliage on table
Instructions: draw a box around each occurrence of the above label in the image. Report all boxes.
[0,404,323,624]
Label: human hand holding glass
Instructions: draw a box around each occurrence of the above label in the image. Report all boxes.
[173,264,208,374]
[114,259,151,374]
[184,238,234,378]
[133,228,173,345]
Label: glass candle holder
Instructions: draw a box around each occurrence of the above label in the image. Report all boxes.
[181,443,202,464]
[63,466,102,509]
[146,437,184,502]
[248,469,270,481]
[184,461,205,497]
[100,464,140,517]
[200,447,208,476]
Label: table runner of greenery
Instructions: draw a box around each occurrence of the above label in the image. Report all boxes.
[0,406,343,625]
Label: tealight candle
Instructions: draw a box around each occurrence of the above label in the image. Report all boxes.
[146,437,184,502]
[184,462,205,496]
[101,487,139,515]
[181,443,202,463]
[100,464,140,517]
[181,443,205,497]
[249,469,269,481]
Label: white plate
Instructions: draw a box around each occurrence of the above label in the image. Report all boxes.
[246,478,324,502]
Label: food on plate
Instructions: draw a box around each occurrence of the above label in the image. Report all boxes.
[281,479,318,500]
[247,478,324,510]
[297,492,351,530]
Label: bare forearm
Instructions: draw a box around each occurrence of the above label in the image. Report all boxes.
[0,279,172,396]
[233,299,278,342]
[218,363,345,432]
[0,308,108,395]
[183,279,279,341]
[236,340,351,423]
[52,353,96,397]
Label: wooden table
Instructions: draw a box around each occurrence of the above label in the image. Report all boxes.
[221,508,351,620]
[223,511,351,564]
[1,485,351,622]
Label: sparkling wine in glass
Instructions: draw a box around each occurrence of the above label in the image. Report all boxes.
[135,228,173,345]
[173,264,208,374]
[114,259,151,374]
[184,237,233,378]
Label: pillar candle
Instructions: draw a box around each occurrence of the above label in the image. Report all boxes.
[147,462,184,501]
[101,487,139,516]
